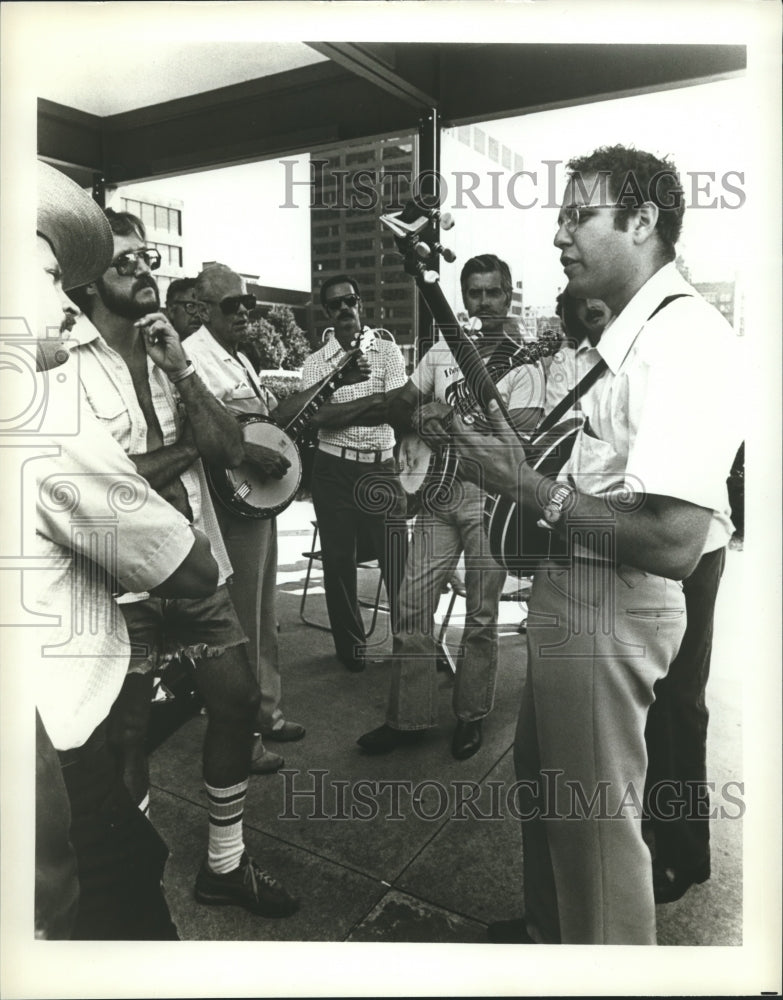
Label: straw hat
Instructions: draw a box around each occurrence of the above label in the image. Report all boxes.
[36,161,113,290]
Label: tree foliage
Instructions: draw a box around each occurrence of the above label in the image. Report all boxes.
[239,304,310,371]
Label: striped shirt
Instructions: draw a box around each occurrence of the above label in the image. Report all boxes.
[70,316,233,586]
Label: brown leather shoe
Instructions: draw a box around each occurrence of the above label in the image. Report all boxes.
[257,721,306,743]
[250,749,284,774]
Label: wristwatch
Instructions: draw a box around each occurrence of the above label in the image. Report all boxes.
[541,482,575,526]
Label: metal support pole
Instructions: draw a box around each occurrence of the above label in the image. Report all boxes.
[92,173,106,207]
[416,107,441,361]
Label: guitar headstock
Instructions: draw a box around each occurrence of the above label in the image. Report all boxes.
[380,200,456,283]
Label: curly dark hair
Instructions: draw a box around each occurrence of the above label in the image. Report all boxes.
[566,145,685,260]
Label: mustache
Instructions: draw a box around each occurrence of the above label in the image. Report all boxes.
[133,274,159,294]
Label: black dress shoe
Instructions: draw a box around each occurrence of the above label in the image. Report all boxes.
[339,654,366,673]
[451,719,482,760]
[357,724,422,754]
[653,860,710,904]
[487,918,535,943]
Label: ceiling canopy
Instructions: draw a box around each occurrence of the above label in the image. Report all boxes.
[39,41,746,187]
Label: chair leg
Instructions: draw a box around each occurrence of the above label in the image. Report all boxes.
[363,568,385,638]
[435,588,458,676]
[299,520,332,632]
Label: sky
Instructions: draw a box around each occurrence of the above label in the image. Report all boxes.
[113,76,751,313]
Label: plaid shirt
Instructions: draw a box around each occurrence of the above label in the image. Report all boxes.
[71,317,233,586]
[301,328,406,452]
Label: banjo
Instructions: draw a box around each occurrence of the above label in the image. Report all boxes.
[381,199,584,575]
[397,330,562,518]
[208,332,372,519]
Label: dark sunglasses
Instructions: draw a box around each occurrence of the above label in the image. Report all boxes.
[111,248,162,276]
[168,299,204,316]
[203,294,256,315]
[325,293,360,313]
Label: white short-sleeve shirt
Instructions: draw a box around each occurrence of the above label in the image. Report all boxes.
[560,263,744,553]
[29,377,195,750]
[412,333,546,413]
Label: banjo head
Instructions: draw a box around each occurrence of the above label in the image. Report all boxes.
[218,416,302,518]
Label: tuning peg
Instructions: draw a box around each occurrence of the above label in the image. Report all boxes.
[440,212,455,231]
[422,269,440,284]
[415,241,432,260]
[440,246,457,263]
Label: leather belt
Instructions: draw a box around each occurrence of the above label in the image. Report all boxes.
[318,442,393,464]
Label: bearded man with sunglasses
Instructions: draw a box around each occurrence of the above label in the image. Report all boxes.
[300,274,408,673]
[68,213,300,920]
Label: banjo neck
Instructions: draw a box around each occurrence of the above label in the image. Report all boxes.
[280,343,365,440]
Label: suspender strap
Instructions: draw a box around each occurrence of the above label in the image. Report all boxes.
[236,352,267,405]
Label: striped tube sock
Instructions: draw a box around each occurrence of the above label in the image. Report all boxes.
[205,779,248,875]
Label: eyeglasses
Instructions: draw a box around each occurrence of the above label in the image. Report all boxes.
[559,205,621,234]
[202,294,257,315]
[168,299,204,316]
[110,248,162,275]
[325,293,360,312]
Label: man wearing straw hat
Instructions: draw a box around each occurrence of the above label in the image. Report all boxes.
[28,162,219,937]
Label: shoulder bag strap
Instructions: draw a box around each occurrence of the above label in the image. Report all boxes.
[537,292,691,435]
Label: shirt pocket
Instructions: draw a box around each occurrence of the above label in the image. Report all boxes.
[226,383,265,416]
[83,381,132,445]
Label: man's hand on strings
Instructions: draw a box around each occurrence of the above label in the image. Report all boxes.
[451,399,529,498]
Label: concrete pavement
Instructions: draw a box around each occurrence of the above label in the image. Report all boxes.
[148,497,743,946]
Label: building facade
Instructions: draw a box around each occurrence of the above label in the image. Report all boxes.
[119,191,185,298]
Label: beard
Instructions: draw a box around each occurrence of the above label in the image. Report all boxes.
[96,274,160,320]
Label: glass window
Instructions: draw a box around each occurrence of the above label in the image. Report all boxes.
[154,205,168,230]
[140,202,155,228]
[346,237,374,251]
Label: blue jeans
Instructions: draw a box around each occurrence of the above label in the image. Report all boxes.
[386,479,507,730]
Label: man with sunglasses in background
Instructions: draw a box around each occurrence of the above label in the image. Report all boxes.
[451,146,744,945]
[185,263,353,765]
[300,274,408,673]
[165,276,204,339]
[68,214,300,920]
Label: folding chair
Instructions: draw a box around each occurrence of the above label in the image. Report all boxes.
[299,520,386,635]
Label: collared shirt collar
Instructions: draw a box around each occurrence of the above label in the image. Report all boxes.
[188,324,236,365]
[596,262,689,374]
[71,313,158,375]
[321,330,348,361]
